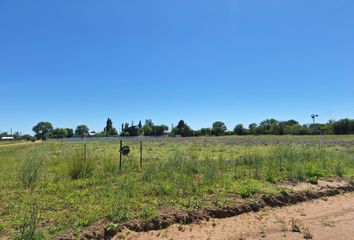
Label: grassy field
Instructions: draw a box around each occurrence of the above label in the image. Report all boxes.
[0,136,354,239]
[0,141,22,146]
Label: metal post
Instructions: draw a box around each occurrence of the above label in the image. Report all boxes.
[119,140,122,171]
[140,141,143,168]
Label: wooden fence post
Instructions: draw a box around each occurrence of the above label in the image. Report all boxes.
[140,141,143,168]
[119,140,122,171]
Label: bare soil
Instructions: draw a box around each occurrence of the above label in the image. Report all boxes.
[116,192,354,240]
[75,181,354,240]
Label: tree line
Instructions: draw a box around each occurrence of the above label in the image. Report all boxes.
[21,117,354,141]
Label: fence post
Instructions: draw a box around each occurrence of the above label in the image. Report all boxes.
[84,143,87,163]
[140,141,143,168]
[119,140,122,171]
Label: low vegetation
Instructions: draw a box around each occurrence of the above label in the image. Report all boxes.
[0,136,353,239]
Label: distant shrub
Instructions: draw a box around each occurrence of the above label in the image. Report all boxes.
[19,158,42,189]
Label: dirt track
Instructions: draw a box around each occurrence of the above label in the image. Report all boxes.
[117,192,354,240]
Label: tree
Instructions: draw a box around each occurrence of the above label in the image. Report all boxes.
[332,119,354,134]
[200,128,212,136]
[66,128,74,138]
[172,120,193,137]
[212,121,227,136]
[234,124,245,135]
[104,118,118,136]
[75,125,89,139]
[21,134,34,141]
[248,123,257,135]
[104,118,113,133]
[142,124,153,136]
[259,119,279,134]
[152,125,168,136]
[51,128,68,138]
[145,119,153,127]
[120,123,139,136]
[32,122,53,140]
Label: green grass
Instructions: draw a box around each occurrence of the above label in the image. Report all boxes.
[0,136,354,239]
[0,141,22,146]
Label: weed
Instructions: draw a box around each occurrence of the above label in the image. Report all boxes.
[183,197,203,211]
[19,158,42,189]
[308,176,318,185]
[239,180,258,198]
[107,203,129,223]
[303,227,313,239]
[13,199,42,240]
[212,219,217,228]
[139,207,155,220]
[290,219,301,232]
[105,223,118,236]
[68,148,94,179]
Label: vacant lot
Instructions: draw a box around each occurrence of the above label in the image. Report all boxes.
[0,136,354,239]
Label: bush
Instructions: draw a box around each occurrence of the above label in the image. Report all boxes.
[19,158,42,189]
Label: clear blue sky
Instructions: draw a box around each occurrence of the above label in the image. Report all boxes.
[0,0,353,134]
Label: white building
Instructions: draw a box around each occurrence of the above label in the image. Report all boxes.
[1,136,15,140]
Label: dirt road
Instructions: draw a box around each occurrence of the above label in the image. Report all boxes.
[118,192,354,240]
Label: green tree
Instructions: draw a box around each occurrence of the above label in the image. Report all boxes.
[32,122,53,140]
[104,118,118,136]
[75,125,89,139]
[200,128,212,136]
[212,121,227,136]
[259,119,279,134]
[21,134,34,141]
[104,118,113,133]
[65,128,74,138]
[120,123,139,136]
[142,124,153,136]
[51,128,68,138]
[248,123,257,135]
[234,124,245,135]
[152,125,168,136]
[172,120,193,137]
[333,118,354,134]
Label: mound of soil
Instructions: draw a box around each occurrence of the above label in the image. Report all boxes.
[62,181,354,240]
